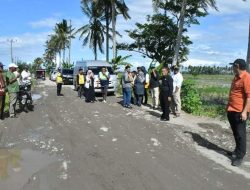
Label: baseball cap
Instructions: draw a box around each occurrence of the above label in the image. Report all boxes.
[0,62,4,67]
[9,63,18,68]
[230,59,247,69]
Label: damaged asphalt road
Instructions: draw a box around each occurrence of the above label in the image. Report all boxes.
[0,80,250,190]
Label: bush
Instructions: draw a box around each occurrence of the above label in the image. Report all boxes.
[181,79,202,114]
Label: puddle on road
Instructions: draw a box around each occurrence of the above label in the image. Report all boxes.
[0,148,57,190]
[32,94,42,101]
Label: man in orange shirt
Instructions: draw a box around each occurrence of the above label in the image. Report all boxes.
[227,59,250,166]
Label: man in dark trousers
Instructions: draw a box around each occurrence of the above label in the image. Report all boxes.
[76,68,85,98]
[227,59,250,166]
[56,68,63,96]
[159,67,173,121]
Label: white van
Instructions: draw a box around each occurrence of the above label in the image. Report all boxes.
[73,60,117,93]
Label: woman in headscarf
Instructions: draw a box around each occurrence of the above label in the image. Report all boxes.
[85,70,95,103]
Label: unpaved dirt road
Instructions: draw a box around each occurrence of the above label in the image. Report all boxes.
[0,80,250,190]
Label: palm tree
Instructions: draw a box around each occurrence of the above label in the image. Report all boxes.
[81,0,130,62]
[77,1,105,60]
[111,0,130,59]
[54,19,74,64]
[111,54,131,71]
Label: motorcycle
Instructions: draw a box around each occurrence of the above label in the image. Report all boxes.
[18,82,33,112]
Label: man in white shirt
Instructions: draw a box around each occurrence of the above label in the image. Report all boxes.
[21,65,31,84]
[171,66,183,117]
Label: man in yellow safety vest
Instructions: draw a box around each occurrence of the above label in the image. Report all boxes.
[56,69,63,96]
[76,68,85,98]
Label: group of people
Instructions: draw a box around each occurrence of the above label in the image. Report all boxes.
[0,62,31,119]
[54,58,250,167]
[122,65,183,121]
[56,67,110,103]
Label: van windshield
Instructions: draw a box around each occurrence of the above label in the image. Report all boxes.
[62,69,73,75]
[87,66,114,75]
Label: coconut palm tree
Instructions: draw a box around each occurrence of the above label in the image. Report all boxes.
[54,19,74,63]
[81,0,130,61]
[76,1,105,60]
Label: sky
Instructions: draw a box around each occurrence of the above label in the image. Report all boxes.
[0,0,250,68]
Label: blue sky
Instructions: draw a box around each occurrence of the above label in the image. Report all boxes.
[0,0,250,68]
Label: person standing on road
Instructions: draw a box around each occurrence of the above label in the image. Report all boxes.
[98,67,110,103]
[227,59,250,167]
[6,63,19,118]
[76,68,85,98]
[56,69,63,96]
[149,66,160,110]
[85,70,95,103]
[141,66,149,105]
[0,62,6,120]
[159,67,173,121]
[171,66,183,117]
[122,65,133,108]
[134,67,145,107]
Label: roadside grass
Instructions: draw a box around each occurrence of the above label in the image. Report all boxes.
[183,74,232,119]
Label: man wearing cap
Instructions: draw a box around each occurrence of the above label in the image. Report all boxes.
[6,63,20,118]
[227,59,250,166]
[171,66,183,117]
[0,62,6,120]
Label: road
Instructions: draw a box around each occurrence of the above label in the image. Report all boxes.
[0,80,250,190]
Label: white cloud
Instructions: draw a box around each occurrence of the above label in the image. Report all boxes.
[209,0,250,15]
[29,18,60,28]
[183,59,222,67]
[0,32,49,63]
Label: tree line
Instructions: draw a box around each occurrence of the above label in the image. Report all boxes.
[183,65,233,76]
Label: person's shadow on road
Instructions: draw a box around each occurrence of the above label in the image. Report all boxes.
[184,131,232,159]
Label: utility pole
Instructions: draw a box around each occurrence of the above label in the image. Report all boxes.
[7,39,17,63]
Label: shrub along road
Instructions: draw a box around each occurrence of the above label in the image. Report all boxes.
[0,80,249,190]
